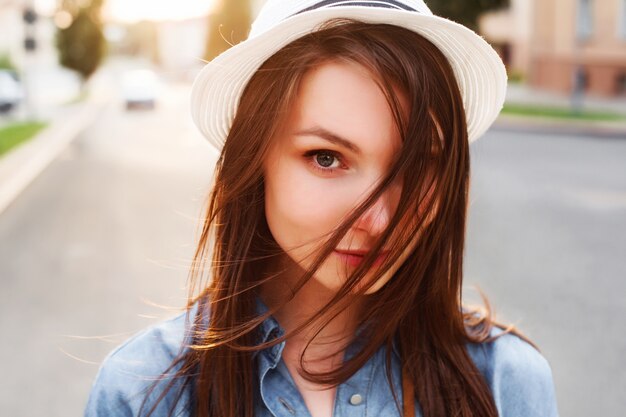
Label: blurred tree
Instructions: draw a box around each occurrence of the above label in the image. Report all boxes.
[0,53,17,72]
[428,0,510,32]
[56,0,107,84]
[204,0,252,61]
[123,21,160,64]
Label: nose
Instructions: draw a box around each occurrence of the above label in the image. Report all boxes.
[354,191,395,236]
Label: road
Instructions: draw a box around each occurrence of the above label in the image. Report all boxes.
[467,126,626,417]
[0,81,217,416]
[0,83,624,416]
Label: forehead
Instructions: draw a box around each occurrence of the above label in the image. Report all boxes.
[279,60,407,157]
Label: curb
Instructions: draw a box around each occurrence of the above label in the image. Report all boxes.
[0,99,107,215]
[493,114,626,139]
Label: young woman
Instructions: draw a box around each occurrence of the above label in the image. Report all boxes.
[85,1,559,416]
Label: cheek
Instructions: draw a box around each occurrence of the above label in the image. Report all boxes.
[363,233,418,294]
[264,160,348,256]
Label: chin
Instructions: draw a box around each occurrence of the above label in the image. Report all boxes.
[310,260,394,295]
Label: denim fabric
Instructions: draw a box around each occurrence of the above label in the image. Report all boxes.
[85,303,559,417]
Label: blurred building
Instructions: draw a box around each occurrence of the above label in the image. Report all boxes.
[0,1,58,70]
[481,0,626,97]
[1,1,28,68]
[153,0,266,80]
[479,0,532,78]
[0,1,82,111]
[156,17,207,79]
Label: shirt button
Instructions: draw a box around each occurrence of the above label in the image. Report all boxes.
[349,394,363,405]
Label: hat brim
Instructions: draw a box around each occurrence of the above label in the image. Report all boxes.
[191,7,507,150]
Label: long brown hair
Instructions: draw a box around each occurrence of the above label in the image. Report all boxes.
[143,20,511,417]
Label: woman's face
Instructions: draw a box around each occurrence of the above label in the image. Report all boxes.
[263,60,415,294]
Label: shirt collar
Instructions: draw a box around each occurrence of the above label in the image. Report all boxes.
[193,295,400,365]
[253,297,286,367]
[253,296,403,360]
[255,296,284,344]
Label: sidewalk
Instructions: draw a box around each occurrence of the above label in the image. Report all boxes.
[494,83,626,138]
[0,72,112,215]
[505,83,626,116]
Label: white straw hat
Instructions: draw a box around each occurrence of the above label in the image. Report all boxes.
[191,0,507,150]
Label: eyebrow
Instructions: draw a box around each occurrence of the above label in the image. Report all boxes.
[294,127,362,155]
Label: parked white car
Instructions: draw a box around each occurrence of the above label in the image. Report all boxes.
[0,70,24,113]
[121,69,160,110]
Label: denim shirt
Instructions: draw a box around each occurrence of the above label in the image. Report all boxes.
[85,303,559,417]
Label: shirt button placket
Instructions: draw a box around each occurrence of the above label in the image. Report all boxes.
[278,397,296,415]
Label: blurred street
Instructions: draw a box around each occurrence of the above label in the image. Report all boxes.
[466,127,626,417]
[0,78,216,416]
[0,74,624,415]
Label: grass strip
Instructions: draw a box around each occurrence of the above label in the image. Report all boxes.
[0,121,48,157]
[502,104,626,122]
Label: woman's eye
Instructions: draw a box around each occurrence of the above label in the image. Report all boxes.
[303,150,346,173]
[315,152,339,168]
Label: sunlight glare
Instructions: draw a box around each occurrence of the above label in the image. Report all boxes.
[105,0,217,22]
[35,0,216,22]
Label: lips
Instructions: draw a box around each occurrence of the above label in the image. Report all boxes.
[333,249,389,268]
